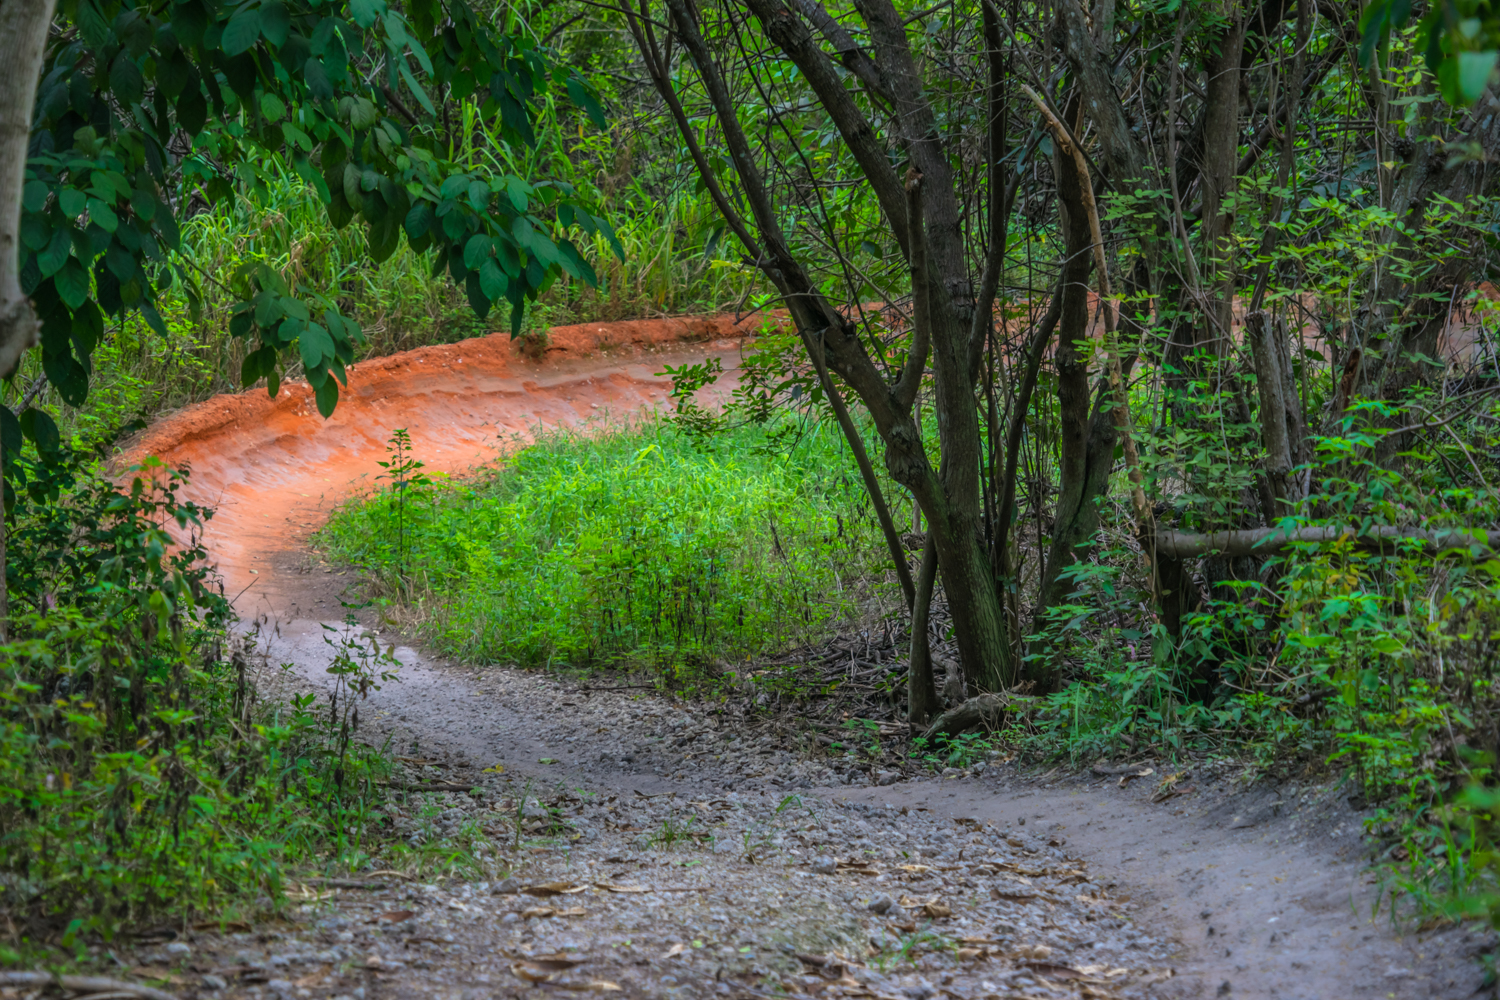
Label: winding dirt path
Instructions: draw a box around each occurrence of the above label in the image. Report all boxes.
[119,318,1488,1000]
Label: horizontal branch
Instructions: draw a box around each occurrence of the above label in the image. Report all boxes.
[1154,525,1495,559]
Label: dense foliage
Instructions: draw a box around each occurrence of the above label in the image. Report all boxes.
[0,444,401,941]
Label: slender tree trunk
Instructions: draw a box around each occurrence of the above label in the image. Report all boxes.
[1199,16,1246,355]
[1024,105,1119,686]
[907,533,940,724]
[0,0,54,640]
[0,0,53,379]
[807,332,916,610]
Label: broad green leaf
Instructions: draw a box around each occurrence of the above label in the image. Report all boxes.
[469,180,492,211]
[299,322,335,370]
[109,53,144,105]
[23,180,48,213]
[405,201,435,238]
[480,258,508,300]
[304,57,334,100]
[566,77,606,130]
[314,374,339,417]
[19,407,60,457]
[37,228,70,278]
[464,233,494,268]
[505,175,530,212]
[260,92,287,121]
[349,97,378,130]
[222,7,262,55]
[466,271,491,318]
[1459,50,1498,104]
[59,188,86,218]
[260,0,291,47]
[54,257,90,309]
[349,0,381,29]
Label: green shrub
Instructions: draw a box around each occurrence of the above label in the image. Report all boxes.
[0,446,395,939]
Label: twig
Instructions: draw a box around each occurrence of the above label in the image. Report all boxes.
[0,973,180,1000]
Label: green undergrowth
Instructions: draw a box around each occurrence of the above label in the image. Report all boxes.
[0,438,413,949]
[991,399,1500,929]
[316,416,898,683]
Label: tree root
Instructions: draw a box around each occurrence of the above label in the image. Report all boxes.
[0,972,180,1000]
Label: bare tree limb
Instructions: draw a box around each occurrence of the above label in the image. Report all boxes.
[1154,526,1495,560]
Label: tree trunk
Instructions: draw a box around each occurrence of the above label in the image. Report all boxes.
[1199,15,1246,354]
[645,0,1018,695]
[0,0,54,640]
[907,533,940,725]
[1025,105,1118,686]
[0,0,54,380]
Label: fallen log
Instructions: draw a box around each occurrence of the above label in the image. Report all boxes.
[1154,525,1493,560]
[920,693,1021,741]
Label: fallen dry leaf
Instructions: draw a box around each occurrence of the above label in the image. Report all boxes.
[519,954,586,971]
[1118,768,1153,787]
[921,901,952,919]
[896,864,933,873]
[520,906,586,919]
[662,942,688,959]
[1024,962,1088,980]
[523,882,589,897]
[1014,944,1052,961]
[595,883,651,893]
[1077,965,1130,978]
[371,910,415,923]
[511,961,558,984]
[955,947,982,961]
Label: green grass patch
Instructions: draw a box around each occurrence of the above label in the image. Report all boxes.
[317,417,898,680]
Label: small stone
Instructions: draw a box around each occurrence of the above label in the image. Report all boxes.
[867,894,894,915]
[876,771,899,786]
[811,856,837,875]
[494,877,520,894]
[164,942,192,957]
[267,980,294,998]
[201,975,228,991]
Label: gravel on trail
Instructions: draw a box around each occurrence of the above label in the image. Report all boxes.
[171,620,1170,1000]
[99,614,1488,1000]
[119,736,1174,1000]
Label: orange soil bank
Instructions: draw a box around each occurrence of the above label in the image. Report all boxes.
[117,313,776,617]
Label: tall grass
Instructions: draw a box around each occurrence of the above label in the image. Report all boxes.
[316,417,898,678]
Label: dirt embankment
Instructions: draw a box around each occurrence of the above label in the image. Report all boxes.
[116,313,774,616]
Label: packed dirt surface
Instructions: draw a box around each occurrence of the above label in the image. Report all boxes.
[112,317,1491,1000]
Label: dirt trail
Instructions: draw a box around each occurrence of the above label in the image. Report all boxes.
[118,318,1489,1000]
